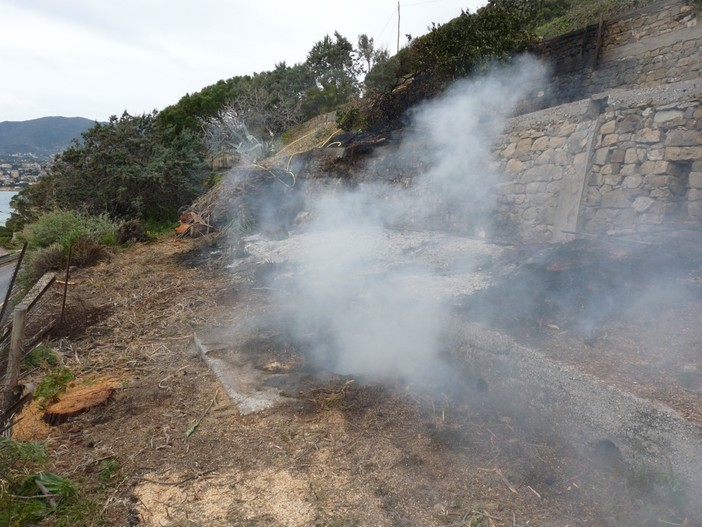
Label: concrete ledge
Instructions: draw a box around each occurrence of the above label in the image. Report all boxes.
[448,319,702,514]
[604,24,702,62]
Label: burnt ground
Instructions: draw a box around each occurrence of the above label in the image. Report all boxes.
[12,236,701,526]
[459,235,702,425]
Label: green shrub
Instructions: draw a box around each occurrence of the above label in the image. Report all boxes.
[23,211,116,251]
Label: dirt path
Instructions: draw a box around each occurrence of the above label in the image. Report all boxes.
[14,237,698,526]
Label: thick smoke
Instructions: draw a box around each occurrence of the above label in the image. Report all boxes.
[270,56,547,383]
[409,57,546,228]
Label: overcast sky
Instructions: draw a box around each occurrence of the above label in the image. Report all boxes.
[1,0,487,123]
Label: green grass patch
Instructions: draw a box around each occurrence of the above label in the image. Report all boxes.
[23,343,59,370]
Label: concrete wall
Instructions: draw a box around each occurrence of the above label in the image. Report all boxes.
[495,79,702,242]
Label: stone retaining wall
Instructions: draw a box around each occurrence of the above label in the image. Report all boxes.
[529,0,701,111]
[495,80,702,242]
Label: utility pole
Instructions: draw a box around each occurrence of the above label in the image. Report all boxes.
[397,1,401,54]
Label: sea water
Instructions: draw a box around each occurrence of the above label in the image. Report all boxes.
[0,190,18,226]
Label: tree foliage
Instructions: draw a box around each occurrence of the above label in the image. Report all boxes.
[362,0,544,130]
[303,31,360,114]
[39,112,206,221]
[156,77,247,138]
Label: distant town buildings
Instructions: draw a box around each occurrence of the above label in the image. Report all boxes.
[0,154,43,188]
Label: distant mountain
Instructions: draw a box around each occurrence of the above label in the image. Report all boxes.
[0,116,95,159]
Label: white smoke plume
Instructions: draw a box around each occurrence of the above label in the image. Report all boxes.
[271,56,548,383]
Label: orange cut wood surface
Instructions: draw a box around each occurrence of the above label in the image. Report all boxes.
[43,379,117,425]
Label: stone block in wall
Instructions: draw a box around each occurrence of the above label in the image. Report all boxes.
[514,138,533,156]
[618,114,642,133]
[665,146,702,160]
[634,129,662,143]
[622,175,644,189]
[650,187,674,199]
[665,130,702,146]
[505,159,526,173]
[599,120,617,135]
[521,165,562,183]
[684,106,699,119]
[639,161,657,174]
[654,110,685,123]
[604,174,623,186]
[500,143,516,158]
[688,188,702,201]
[621,164,639,176]
[521,207,540,223]
[589,172,604,186]
[624,148,647,163]
[602,134,619,147]
[532,136,550,151]
[594,148,610,165]
[644,174,671,188]
[632,196,655,212]
[647,148,665,161]
[601,164,622,176]
[610,149,626,164]
[548,136,566,148]
[554,151,570,165]
[601,190,632,209]
[558,123,577,135]
[573,152,589,166]
[640,202,668,224]
[689,172,702,188]
[535,151,553,165]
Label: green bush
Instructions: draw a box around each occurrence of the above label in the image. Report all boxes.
[22,211,116,251]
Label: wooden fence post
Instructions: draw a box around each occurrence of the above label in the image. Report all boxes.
[2,304,27,419]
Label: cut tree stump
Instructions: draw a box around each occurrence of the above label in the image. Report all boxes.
[43,380,116,426]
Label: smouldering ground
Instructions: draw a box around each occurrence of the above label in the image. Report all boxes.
[14,236,700,526]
